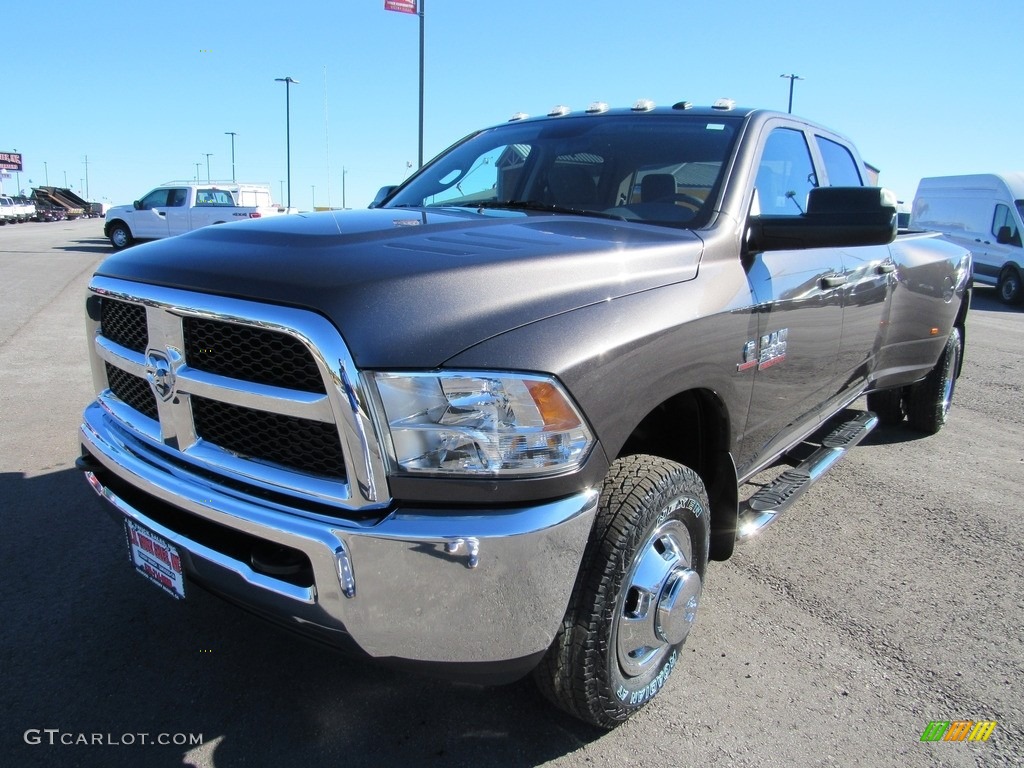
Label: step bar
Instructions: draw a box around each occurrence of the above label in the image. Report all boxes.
[737,410,878,541]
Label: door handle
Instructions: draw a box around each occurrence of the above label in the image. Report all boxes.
[876,262,896,274]
[158,211,166,216]
[821,274,847,288]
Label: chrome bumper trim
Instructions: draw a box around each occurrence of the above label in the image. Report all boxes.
[81,403,598,663]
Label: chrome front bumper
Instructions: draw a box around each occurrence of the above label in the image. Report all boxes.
[80,401,598,667]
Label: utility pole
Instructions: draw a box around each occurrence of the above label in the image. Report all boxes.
[83,155,90,198]
[195,163,201,182]
[204,153,213,182]
[779,73,804,114]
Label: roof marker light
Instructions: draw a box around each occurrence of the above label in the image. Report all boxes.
[632,98,656,112]
[508,112,529,122]
[672,101,693,110]
[586,101,609,114]
[712,98,736,111]
[548,105,571,117]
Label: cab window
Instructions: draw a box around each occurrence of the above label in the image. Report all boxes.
[753,128,817,216]
[815,136,863,186]
[139,189,171,209]
[992,203,1022,246]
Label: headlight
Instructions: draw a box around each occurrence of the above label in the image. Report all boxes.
[370,371,595,477]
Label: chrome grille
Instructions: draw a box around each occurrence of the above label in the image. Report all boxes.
[192,396,346,478]
[184,317,325,393]
[100,298,148,353]
[87,277,389,510]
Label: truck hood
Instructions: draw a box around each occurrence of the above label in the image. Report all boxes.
[95,208,704,368]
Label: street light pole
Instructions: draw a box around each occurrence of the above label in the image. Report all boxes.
[195,163,201,182]
[311,185,316,210]
[418,0,425,168]
[44,161,49,186]
[225,132,237,182]
[342,166,347,210]
[204,153,213,182]
[779,73,804,114]
[275,76,299,209]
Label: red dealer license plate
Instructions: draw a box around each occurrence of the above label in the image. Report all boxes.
[125,518,185,599]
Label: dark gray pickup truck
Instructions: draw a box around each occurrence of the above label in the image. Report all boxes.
[78,101,971,728]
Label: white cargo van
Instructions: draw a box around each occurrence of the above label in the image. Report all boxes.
[911,173,1024,304]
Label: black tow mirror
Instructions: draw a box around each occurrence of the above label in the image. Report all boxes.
[369,185,398,209]
[748,186,897,252]
[132,200,142,210]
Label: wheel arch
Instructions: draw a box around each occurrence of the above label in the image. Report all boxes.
[105,218,130,237]
[616,388,738,561]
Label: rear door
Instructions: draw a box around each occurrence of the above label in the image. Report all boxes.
[813,134,893,397]
[741,124,845,464]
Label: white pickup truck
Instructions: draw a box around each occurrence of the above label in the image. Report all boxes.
[104,182,283,249]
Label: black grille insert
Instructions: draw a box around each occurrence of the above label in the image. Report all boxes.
[106,363,158,420]
[192,397,345,479]
[100,299,148,353]
[183,318,325,393]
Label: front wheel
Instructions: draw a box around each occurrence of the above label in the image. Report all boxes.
[997,267,1023,305]
[906,326,961,434]
[108,222,133,250]
[534,454,710,729]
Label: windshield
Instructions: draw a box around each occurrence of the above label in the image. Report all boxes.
[385,114,742,229]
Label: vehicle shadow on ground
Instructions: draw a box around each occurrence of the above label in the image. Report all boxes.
[54,238,111,255]
[2,468,604,768]
[971,286,1022,313]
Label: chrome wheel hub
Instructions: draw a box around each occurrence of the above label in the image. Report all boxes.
[616,518,701,678]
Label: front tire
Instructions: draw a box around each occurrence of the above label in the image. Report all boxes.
[997,266,1023,305]
[534,454,710,729]
[906,326,961,434]
[108,222,133,250]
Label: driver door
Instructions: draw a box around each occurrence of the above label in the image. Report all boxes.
[132,188,173,239]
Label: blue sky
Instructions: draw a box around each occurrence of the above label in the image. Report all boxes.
[5,0,1023,211]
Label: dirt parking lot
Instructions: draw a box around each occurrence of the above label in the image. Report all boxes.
[1,219,1021,767]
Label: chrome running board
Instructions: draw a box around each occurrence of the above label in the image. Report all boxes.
[737,410,878,541]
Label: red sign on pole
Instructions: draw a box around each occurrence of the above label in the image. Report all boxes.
[385,0,417,14]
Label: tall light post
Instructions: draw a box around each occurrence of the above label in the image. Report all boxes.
[195,163,202,182]
[279,180,284,204]
[225,132,237,182]
[44,161,49,186]
[204,153,213,182]
[275,76,299,209]
[311,185,316,210]
[83,155,90,198]
[342,166,347,210]
[418,0,425,168]
[780,73,804,114]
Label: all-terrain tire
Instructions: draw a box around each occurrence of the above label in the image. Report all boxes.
[533,454,710,729]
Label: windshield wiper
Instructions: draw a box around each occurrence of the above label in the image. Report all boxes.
[465,200,626,222]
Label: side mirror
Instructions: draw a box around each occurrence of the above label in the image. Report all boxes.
[133,200,142,210]
[996,225,1019,246]
[747,186,897,252]
[369,185,398,209]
